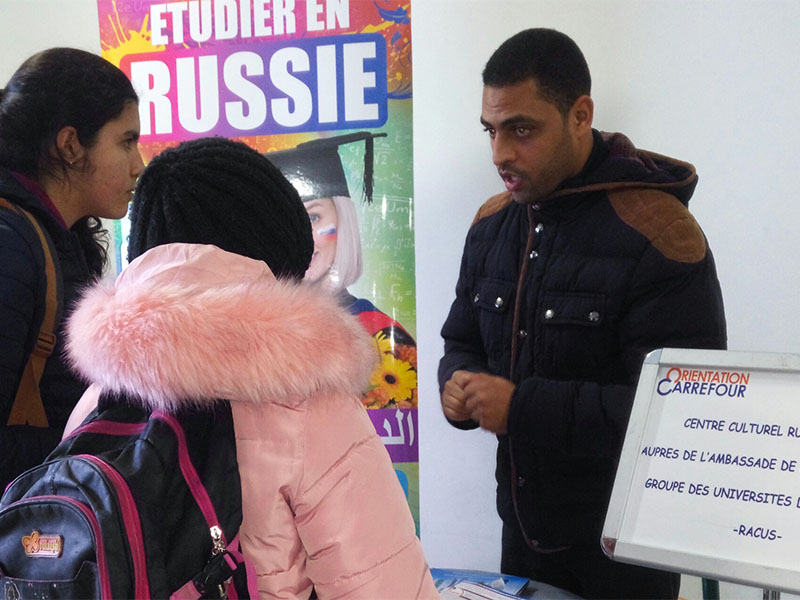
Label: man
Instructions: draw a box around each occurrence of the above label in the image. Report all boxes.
[438,28,726,599]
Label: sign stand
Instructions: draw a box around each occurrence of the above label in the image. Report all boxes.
[603,348,800,596]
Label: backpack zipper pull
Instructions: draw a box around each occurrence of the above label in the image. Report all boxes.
[209,526,229,598]
[210,525,225,555]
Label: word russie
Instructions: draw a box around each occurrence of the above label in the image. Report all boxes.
[657,367,750,398]
[123,33,387,140]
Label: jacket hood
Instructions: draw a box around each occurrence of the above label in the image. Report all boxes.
[551,130,699,206]
[66,243,377,411]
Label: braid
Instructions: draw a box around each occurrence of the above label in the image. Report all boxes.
[128,138,313,279]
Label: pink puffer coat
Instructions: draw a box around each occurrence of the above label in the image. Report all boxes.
[64,243,438,599]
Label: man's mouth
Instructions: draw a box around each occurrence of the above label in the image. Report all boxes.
[499,170,523,192]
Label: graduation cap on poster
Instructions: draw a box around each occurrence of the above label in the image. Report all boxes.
[266,131,387,205]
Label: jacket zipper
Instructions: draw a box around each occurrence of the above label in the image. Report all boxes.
[508,204,540,552]
[509,203,536,374]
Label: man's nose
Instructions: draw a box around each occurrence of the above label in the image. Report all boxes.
[492,133,514,167]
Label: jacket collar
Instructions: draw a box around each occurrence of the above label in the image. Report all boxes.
[11,172,68,229]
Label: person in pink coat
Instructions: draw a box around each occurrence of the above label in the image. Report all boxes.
[63,137,438,599]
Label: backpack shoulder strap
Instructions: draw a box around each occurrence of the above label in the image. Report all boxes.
[0,197,61,427]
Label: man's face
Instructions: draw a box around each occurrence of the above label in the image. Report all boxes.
[481,79,582,204]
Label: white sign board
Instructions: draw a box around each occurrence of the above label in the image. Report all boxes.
[603,348,800,594]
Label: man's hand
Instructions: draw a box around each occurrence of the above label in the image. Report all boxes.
[462,372,515,434]
[442,371,515,433]
[441,370,473,422]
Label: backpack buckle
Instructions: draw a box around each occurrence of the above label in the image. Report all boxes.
[35,332,56,357]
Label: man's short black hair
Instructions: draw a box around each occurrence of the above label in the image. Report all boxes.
[482,28,591,115]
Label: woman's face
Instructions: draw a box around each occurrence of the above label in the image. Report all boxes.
[71,100,144,220]
[303,197,339,283]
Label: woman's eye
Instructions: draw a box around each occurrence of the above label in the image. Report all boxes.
[308,213,319,223]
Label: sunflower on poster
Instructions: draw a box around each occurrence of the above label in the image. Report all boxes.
[364,331,417,409]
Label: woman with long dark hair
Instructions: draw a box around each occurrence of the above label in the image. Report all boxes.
[0,47,143,486]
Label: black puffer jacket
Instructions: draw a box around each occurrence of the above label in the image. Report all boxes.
[438,130,726,548]
[0,167,93,486]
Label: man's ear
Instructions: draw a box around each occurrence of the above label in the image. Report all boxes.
[571,95,594,135]
[54,126,85,166]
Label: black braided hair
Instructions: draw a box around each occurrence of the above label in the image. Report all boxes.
[128,137,313,279]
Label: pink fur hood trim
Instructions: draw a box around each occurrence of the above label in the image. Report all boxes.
[66,243,377,411]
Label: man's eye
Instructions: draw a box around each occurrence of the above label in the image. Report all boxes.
[515,127,530,136]
[483,127,496,138]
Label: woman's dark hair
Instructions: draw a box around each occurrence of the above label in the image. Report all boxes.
[482,28,591,116]
[0,47,139,275]
[128,137,313,279]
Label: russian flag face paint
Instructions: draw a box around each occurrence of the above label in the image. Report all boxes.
[316,225,338,239]
[303,197,339,284]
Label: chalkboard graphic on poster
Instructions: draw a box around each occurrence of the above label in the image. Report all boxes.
[603,348,800,595]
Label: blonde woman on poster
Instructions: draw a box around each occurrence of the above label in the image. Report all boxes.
[267,133,418,413]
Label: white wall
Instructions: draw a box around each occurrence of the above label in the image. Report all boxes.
[0,0,100,72]
[4,1,800,597]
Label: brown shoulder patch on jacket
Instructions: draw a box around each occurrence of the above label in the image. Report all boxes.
[609,189,707,263]
[472,191,513,226]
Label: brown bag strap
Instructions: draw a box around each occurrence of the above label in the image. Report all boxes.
[0,197,59,428]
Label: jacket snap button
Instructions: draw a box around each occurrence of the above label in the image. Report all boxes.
[473,293,480,303]
[516,477,526,487]
[531,203,541,211]
[544,309,554,319]
[529,250,538,260]
[535,223,544,234]
[518,329,528,338]
[588,311,600,322]
[495,297,504,308]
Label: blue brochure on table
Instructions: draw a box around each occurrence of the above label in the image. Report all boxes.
[431,568,529,596]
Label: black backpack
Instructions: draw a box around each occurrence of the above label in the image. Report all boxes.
[0,395,256,599]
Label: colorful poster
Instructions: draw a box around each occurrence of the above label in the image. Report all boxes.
[96,0,418,533]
